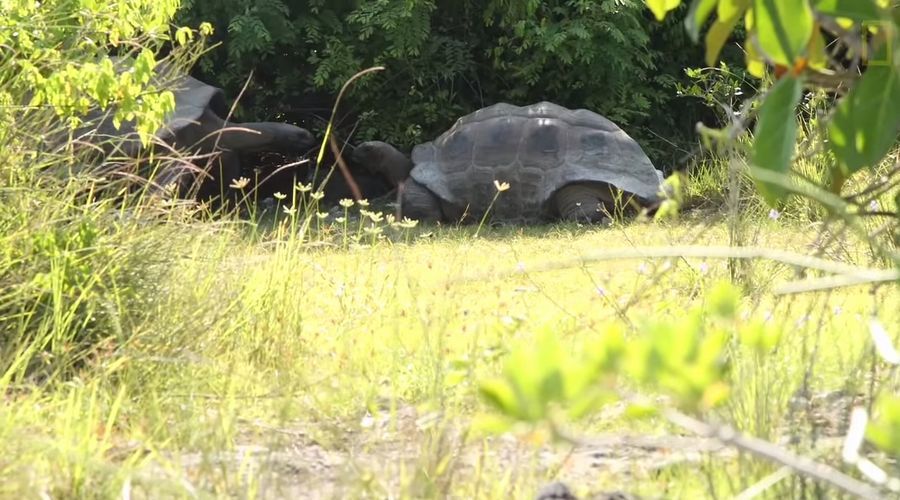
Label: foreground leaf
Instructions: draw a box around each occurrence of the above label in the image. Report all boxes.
[646,0,683,21]
[866,396,900,455]
[814,0,885,22]
[685,0,719,41]
[479,379,523,419]
[751,75,803,206]
[718,0,750,20]
[753,0,814,67]
[828,64,900,176]
[705,12,742,66]
[807,25,827,69]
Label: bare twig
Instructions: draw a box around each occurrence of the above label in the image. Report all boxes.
[329,129,360,201]
[665,410,884,499]
[775,271,900,295]
[734,466,792,500]
[316,66,386,201]
[530,245,884,277]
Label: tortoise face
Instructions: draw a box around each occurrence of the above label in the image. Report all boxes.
[351,141,412,184]
[351,142,388,169]
[284,127,315,153]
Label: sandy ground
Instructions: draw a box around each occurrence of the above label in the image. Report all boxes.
[131,390,856,499]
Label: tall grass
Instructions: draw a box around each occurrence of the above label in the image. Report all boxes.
[1,178,895,498]
[1,13,898,499]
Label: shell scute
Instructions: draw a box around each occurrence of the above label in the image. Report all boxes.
[472,117,521,168]
[521,118,566,170]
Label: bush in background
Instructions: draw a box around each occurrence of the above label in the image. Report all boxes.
[176,0,717,165]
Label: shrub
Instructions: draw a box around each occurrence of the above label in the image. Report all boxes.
[176,0,714,164]
[0,0,207,380]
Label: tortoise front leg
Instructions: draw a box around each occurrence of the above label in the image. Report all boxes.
[196,149,241,208]
[554,183,613,223]
[401,179,445,222]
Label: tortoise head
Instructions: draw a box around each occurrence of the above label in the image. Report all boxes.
[289,126,316,153]
[271,124,315,154]
[351,141,412,187]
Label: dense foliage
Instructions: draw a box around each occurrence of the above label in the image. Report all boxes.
[653,0,900,207]
[0,0,206,378]
[176,0,713,165]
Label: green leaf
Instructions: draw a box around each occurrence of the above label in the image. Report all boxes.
[866,397,900,455]
[707,281,740,319]
[705,12,741,66]
[646,0,683,21]
[534,331,565,406]
[814,0,885,22]
[445,370,467,387]
[828,65,900,176]
[624,402,660,419]
[750,75,803,206]
[745,34,768,77]
[753,0,814,66]
[761,322,782,351]
[470,413,514,436]
[479,379,521,418]
[685,0,719,41]
[739,320,764,350]
[175,26,192,46]
[807,26,827,69]
[584,325,626,373]
[567,389,617,420]
[718,0,749,20]
[539,369,565,406]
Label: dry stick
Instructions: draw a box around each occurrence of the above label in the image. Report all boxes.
[775,271,900,295]
[665,410,884,500]
[316,66,386,201]
[733,466,792,500]
[328,129,359,201]
[298,120,365,213]
[516,246,886,279]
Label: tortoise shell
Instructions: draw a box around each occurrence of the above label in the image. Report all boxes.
[409,102,662,221]
[85,58,229,155]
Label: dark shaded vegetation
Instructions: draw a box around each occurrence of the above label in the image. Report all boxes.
[177,0,728,169]
[240,150,392,204]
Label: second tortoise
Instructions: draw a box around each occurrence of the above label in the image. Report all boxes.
[352,102,664,224]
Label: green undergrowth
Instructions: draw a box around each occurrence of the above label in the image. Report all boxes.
[3,0,898,497]
[0,176,896,497]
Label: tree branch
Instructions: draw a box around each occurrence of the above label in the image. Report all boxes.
[664,410,884,500]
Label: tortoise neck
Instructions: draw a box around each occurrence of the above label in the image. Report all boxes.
[378,145,413,185]
[214,121,296,153]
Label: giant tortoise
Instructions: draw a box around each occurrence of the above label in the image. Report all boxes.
[352,102,663,224]
[74,57,315,201]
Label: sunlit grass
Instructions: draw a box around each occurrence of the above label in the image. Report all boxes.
[0,199,895,497]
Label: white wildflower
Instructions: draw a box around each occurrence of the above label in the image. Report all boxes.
[229,177,250,190]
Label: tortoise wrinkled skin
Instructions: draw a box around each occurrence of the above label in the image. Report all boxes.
[408,101,663,223]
